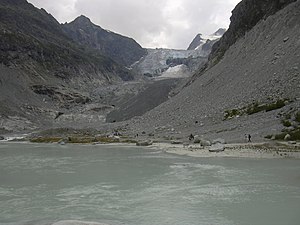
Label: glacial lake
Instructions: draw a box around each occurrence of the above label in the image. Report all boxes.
[0,142,300,225]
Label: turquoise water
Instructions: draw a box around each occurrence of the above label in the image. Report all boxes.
[0,142,300,225]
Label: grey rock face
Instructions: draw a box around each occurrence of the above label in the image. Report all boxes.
[187,29,225,51]
[187,34,205,50]
[213,28,227,36]
[62,15,146,67]
[210,0,297,63]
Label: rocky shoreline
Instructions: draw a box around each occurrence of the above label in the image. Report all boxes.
[151,142,300,159]
[1,131,300,159]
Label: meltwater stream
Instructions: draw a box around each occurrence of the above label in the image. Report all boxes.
[0,142,300,225]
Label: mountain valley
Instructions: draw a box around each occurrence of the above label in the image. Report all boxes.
[0,0,299,144]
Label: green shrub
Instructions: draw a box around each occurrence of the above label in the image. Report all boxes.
[282,120,292,127]
[224,109,240,119]
[264,135,273,139]
[246,102,266,115]
[285,114,292,120]
[30,137,62,143]
[246,99,286,115]
[274,133,287,140]
[290,128,300,140]
[265,99,286,112]
[295,111,300,123]
[266,127,300,141]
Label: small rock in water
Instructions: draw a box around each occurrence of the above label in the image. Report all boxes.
[58,139,66,145]
[0,136,4,140]
[136,140,153,146]
[171,140,183,144]
[200,139,211,147]
[283,37,289,42]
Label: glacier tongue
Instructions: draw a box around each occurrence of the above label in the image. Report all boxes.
[132,29,226,78]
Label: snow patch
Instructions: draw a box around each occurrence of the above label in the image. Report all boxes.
[159,65,191,79]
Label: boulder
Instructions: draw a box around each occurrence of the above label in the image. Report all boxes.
[200,139,211,147]
[212,138,226,144]
[284,134,291,140]
[136,140,153,146]
[209,143,225,152]
[171,140,183,144]
[58,139,66,145]
[271,135,276,140]
[193,137,201,144]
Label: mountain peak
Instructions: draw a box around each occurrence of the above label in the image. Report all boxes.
[74,15,91,22]
[187,33,204,50]
[213,28,226,36]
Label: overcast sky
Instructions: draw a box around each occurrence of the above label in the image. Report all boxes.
[28,0,241,49]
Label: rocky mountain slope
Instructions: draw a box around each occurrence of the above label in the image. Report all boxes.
[0,0,132,83]
[62,15,146,67]
[122,0,300,142]
[105,30,226,123]
[209,0,297,65]
[0,0,137,133]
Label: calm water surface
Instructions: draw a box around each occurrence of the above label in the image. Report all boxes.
[0,142,300,225]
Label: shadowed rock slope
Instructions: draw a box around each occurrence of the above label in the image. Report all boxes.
[123,0,300,142]
[62,15,147,67]
[0,0,132,83]
[0,0,134,133]
[209,0,297,65]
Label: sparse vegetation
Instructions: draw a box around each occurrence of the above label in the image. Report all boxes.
[29,134,139,144]
[295,111,300,123]
[265,109,300,141]
[246,100,286,115]
[265,99,286,112]
[30,137,62,143]
[264,134,273,139]
[282,120,292,127]
[224,99,288,120]
[246,102,267,115]
[224,109,241,119]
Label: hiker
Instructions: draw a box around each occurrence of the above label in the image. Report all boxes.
[248,134,252,142]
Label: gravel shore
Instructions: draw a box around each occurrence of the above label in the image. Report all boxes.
[150,142,300,159]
